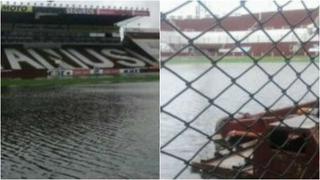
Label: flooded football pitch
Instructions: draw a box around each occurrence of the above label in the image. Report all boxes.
[160,62,319,178]
[1,82,159,179]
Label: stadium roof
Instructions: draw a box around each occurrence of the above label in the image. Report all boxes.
[1,1,159,29]
[1,4,150,25]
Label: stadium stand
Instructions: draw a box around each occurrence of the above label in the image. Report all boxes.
[1,3,159,78]
[124,29,159,61]
[161,8,319,57]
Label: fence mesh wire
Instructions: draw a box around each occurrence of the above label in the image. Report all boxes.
[160,0,319,179]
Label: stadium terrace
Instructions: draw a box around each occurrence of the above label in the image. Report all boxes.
[1,3,159,79]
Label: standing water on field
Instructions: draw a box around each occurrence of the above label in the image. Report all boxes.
[1,82,159,179]
[160,62,319,178]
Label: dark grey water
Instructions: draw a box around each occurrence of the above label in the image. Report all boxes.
[160,62,319,178]
[1,82,159,179]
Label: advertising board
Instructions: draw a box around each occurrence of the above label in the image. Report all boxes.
[1,5,33,13]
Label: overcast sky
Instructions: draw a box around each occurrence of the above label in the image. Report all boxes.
[4,0,159,29]
[161,0,319,18]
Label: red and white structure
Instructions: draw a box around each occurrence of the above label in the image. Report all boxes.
[161,8,319,57]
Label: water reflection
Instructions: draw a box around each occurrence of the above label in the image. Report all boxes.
[2,82,159,179]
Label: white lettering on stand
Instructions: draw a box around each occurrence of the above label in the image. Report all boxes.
[27,49,55,69]
[60,49,89,69]
[43,49,74,69]
[4,48,44,69]
[101,49,146,67]
[86,49,114,68]
[68,49,114,68]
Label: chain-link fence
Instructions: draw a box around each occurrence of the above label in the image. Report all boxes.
[160,0,319,179]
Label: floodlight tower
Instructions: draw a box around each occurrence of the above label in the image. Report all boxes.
[195,3,201,18]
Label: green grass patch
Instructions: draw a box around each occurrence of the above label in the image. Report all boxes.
[165,56,319,64]
[1,74,159,88]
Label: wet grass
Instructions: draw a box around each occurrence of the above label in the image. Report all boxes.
[1,74,159,88]
[165,56,318,64]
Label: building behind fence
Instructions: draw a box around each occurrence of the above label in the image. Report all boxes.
[160,0,319,179]
[161,2,319,58]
